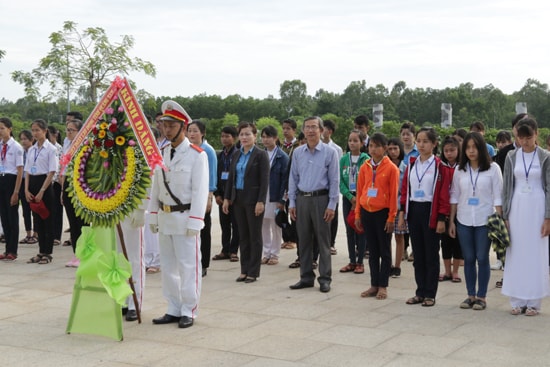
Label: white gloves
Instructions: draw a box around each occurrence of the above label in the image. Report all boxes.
[185,229,200,237]
[146,212,158,234]
[130,209,145,228]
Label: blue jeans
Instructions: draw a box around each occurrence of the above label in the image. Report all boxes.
[456,223,491,298]
[342,197,367,264]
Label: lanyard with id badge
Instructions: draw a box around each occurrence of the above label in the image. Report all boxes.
[468,164,480,206]
[367,160,380,198]
[521,147,537,194]
[31,146,43,175]
[348,155,358,192]
[413,157,434,199]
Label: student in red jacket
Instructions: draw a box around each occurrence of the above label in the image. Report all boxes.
[355,133,400,300]
[398,127,451,307]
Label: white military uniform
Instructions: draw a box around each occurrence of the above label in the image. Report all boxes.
[116,206,147,312]
[148,137,209,319]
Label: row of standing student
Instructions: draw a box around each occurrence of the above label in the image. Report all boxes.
[343,118,550,315]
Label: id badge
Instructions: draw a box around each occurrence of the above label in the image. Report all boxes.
[521,184,532,194]
[413,189,425,198]
[467,197,479,206]
[367,188,378,197]
[31,166,37,174]
[349,182,356,191]
[221,171,229,180]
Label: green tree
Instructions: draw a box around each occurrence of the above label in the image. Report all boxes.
[11,21,156,103]
[279,79,310,116]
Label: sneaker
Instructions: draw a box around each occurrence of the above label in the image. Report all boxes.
[491,259,503,270]
[391,267,401,278]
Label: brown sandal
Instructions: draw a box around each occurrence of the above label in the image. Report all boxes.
[360,287,379,298]
[212,253,229,260]
[229,253,239,262]
[27,254,43,263]
[376,288,387,300]
[38,255,52,264]
[406,296,425,305]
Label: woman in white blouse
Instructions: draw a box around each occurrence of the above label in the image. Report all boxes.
[449,132,503,311]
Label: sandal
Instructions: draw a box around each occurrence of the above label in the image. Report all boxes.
[27,254,43,263]
[53,239,61,246]
[38,255,52,264]
[460,298,476,309]
[261,257,270,264]
[421,298,436,307]
[146,267,160,274]
[212,253,229,260]
[360,287,379,298]
[472,299,486,310]
[406,296,424,305]
[19,236,31,244]
[438,274,452,282]
[339,263,356,273]
[267,258,279,265]
[452,277,462,283]
[495,279,503,288]
[353,264,365,274]
[376,288,387,300]
[525,307,539,316]
[288,259,301,268]
[62,240,72,247]
[229,253,239,262]
[510,307,522,315]
[26,236,38,244]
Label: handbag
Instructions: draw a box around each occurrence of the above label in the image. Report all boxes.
[346,209,364,234]
[29,200,50,220]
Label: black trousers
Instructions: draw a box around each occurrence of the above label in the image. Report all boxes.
[28,175,55,255]
[407,201,440,299]
[201,210,212,269]
[218,204,239,255]
[52,181,64,241]
[362,207,392,288]
[233,197,264,278]
[0,174,20,255]
[62,187,86,252]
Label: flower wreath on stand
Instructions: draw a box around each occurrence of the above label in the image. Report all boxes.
[66,99,150,228]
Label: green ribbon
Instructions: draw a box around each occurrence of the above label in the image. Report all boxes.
[97,251,133,306]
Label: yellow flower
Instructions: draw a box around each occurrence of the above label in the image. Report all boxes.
[115,136,126,146]
[98,130,106,139]
[99,150,109,159]
[73,147,136,215]
[100,122,108,130]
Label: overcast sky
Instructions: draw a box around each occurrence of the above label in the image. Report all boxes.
[1,0,549,102]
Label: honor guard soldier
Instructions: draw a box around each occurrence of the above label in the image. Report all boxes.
[147,100,209,329]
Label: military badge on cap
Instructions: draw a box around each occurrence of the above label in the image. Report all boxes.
[161,100,191,125]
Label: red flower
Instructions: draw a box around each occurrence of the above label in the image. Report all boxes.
[104,139,115,148]
[93,127,99,135]
[109,123,118,133]
[93,139,102,147]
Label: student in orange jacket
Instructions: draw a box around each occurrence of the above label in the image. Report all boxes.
[355,133,400,300]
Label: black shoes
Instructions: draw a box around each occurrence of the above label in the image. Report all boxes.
[152,314,180,324]
[179,316,194,328]
[289,281,314,290]
[125,310,138,322]
[320,283,331,293]
[202,268,207,277]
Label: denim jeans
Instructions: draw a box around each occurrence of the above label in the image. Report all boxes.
[456,222,491,298]
[342,197,367,264]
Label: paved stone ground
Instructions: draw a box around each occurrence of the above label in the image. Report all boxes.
[1,208,549,367]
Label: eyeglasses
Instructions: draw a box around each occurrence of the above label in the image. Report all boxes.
[66,128,78,133]
[303,125,319,131]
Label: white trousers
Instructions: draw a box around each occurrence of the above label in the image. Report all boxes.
[117,218,145,311]
[159,232,202,318]
[510,297,542,310]
[144,212,161,268]
[261,217,281,259]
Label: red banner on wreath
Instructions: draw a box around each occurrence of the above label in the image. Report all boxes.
[61,77,165,172]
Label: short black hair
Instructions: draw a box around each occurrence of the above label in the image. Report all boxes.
[67,111,83,121]
[496,130,512,143]
[323,119,336,132]
[354,115,370,127]
[221,125,238,138]
[282,118,297,130]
